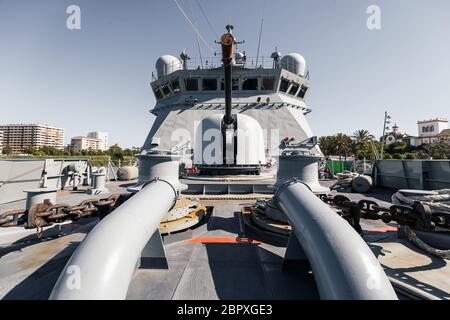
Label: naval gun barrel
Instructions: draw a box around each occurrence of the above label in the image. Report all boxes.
[49,179,177,300]
[275,180,398,300]
[221,27,235,126]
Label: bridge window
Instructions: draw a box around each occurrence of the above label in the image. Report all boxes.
[279,78,290,93]
[154,87,163,100]
[202,78,217,91]
[261,77,275,91]
[232,78,240,90]
[289,83,299,95]
[185,78,199,91]
[297,85,308,98]
[161,83,171,96]
[242,78,258,90]
[220,78,240,90]
[171,79,181,93]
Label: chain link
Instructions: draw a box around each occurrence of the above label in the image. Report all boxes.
[0,193,133,234]
[319,194,450,233]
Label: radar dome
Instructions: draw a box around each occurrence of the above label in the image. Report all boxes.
[155,55,183,78]
[279,53,306,77]
[193,114,265,166]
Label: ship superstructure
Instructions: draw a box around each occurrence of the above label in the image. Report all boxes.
[140,35,318,173]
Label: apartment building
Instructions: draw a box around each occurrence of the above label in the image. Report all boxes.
[70,136,103,152]
[87,131,109,151]
[0,123,64,154]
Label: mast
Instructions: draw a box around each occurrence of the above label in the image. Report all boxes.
[220,25,235,126]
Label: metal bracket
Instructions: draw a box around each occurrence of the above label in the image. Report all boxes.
[139,229,168,270]
[282,232,310,270]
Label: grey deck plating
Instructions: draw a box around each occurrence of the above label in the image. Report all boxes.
[0,181,449,300]
[127,200,319,300]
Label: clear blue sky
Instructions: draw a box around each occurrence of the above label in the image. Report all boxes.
[1,0,449,147]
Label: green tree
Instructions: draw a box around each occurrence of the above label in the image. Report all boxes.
[2,146,13,155]
[23,146,37,155]
[38,146,64,156]
[319,136,335,156]
[352,129,375,160]
[422,142,450,159]
[386,141,407,155]
[107,144,124,161]
[333,133,353,159]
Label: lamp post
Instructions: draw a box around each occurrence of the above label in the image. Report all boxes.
[380,111,391,159]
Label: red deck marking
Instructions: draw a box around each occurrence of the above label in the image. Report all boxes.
[186,237,262,244]
[369,226,398,233]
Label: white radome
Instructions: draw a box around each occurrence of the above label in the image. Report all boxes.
[155,55,183,78]
[279,53,306,77]
[193,114,266,166]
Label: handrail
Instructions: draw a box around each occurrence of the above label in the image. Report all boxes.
[49,179,177,300]
[275,180,398,300]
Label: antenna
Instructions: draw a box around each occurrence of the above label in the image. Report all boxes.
[255,18,264,68]
[255,1,266,68]
[271,48,281,69]
[180,50,190,70]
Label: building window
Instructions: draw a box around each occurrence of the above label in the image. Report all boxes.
[289,83,299,95]
[242,78,258,90]
[261,77,275,91]
[171,79,181,93]
[154,87,163,100]
[430,126,435,132]
[185,78,199,91]
[279,78,290,93]
[297,85,308,98]
[202,78,217,91]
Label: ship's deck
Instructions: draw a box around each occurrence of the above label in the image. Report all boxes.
[0,181,449,300]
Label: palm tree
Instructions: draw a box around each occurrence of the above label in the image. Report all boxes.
[352,129,374,159]
[333,133,352,159]
[319,136,335,156]
[352,129,374,143]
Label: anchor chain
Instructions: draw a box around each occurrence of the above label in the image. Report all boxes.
[0,193,134,236]
[318,194,450,233]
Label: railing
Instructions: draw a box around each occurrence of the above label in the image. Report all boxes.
[152,56,276,81]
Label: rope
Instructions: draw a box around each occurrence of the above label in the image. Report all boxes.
[195,0,218,39]
[404,226,450,260]
[392,190,450,214]
[173,0,215,52]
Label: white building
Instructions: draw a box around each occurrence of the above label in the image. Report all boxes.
[382,119,449,147]
[87,131,109,151]
[417,118,448,144]
[71,136,103,152]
